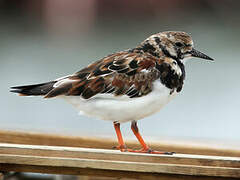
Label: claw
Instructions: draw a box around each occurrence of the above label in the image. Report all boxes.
[163,151,175,155]
[145,148,175,155]
[114,145,130,152]
[118,147,175,155]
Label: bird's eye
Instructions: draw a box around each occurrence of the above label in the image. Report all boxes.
[175,42,184,48]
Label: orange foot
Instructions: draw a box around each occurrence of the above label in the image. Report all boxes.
[114,146,174,155]
[114,145,134,152]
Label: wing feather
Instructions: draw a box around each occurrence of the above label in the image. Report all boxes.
[45,51,162,99]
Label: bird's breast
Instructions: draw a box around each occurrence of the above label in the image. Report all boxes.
[157,60,185,93]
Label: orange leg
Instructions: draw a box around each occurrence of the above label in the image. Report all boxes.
[131,121,150,151]
[113,122,127,152]
[131,121,174,155]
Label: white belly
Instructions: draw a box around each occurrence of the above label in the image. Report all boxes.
[62,81,177,123]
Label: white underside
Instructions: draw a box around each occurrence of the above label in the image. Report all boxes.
[62,81,178,123]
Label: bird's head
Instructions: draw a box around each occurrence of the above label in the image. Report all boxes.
[140,31,214,62]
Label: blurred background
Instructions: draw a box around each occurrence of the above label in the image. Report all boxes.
[1,0,240,149]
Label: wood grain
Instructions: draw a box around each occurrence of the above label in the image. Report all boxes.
[0,130,239,157]
[0,143,240,179]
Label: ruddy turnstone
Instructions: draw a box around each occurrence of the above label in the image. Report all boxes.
[11,31,213,154]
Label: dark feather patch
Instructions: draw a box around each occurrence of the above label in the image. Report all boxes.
[106,87,115,93]
[11,81,56,96]
[68,80,88,96]
[108,64,126,71]
[126,69,137,76]
[129,60,138,69]
[127,89,138,96]
[134,42,160,58]
[114,59,125,65]
[156,61,185,92]
[93,69,112,76]
[82,88,96,99]
[76,72,89,79]
[129,92,139,98]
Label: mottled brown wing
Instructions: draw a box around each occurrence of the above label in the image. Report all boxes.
[45,51,162,99]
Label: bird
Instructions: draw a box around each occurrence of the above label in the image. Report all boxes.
[11,31,213,154]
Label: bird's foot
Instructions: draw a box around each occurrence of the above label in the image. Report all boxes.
[113,146,174,155]
[128,148,175,155]
[114,145,133,152]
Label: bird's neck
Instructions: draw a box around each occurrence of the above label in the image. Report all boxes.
[132,40,181,62]
[130,43,186,93]
[131,38,167,58]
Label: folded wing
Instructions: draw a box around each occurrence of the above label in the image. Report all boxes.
[11,51,163,99]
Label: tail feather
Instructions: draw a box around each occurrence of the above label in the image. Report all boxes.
[10,81,56,96]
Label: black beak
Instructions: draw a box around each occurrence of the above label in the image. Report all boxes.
[190,48,214,61]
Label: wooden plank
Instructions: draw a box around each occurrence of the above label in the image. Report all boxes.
[0,143,239,168]
[1,164,234,180]
[0,143,240,179]
[0,130,239,157]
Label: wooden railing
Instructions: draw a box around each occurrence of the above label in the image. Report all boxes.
[0,130,240,179]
